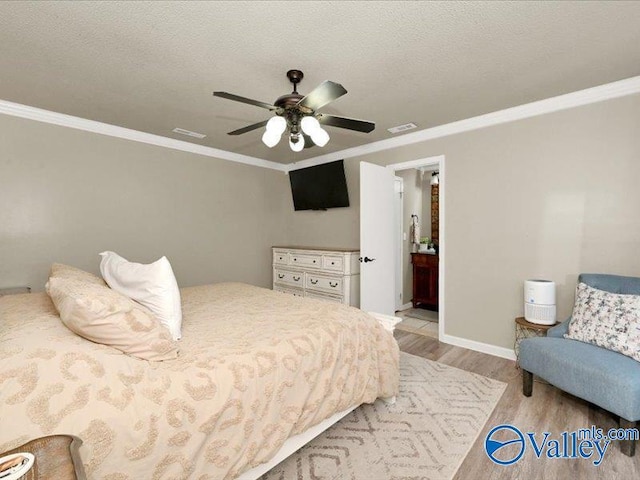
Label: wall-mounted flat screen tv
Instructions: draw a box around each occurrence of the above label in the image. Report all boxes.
[289,160,350,211]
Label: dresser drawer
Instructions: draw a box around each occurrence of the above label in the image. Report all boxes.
[274,286,304,298]
[322,255,344,272]
[273,251,289,265]
[290,253,322,269]
[305,291,343,303]
[306,273,343,295]
[274,269,304,288]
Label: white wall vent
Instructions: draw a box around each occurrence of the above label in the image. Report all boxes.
[387,123,417,134]
[172,128,206,139]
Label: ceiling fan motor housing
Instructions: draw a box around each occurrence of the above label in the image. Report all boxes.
[274,93,309,134]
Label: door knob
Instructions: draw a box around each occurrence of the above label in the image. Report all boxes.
[359,256,376,263]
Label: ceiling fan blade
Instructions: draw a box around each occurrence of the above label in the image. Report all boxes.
[227,119,269,136]
[297,80,347,111]
[318,114,375,133]
[213,91,277,111]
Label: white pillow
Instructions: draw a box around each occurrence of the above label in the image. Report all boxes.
[99,251,182,340]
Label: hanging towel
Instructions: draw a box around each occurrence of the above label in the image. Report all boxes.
[411,216,421,245]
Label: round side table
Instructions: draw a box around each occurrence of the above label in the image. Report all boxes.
[514,316,559,363]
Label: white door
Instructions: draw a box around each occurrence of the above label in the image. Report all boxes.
[360,162,396,316]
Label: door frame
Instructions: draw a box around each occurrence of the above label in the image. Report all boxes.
[386,155,445,340]
[393,176,404,311]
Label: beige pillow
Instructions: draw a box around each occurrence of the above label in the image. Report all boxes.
[46,277,178,361]
[50,263,106,286]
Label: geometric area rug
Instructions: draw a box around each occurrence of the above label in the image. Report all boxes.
[260,352,507,480]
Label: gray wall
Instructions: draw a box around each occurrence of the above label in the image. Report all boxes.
[3,93,640,353]
[0,115,290,291]
[285,93,640,350]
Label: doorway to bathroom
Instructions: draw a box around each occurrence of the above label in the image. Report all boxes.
[390,155,444,340]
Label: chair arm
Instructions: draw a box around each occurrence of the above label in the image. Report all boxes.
[547,319,570,338]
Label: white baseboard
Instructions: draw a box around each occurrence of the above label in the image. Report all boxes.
[396,302,413,312]
[440,333,517,361]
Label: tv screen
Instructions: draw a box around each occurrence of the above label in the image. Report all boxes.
[289,160,350,211]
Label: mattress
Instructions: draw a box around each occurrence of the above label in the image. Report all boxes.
[0,282,399,479]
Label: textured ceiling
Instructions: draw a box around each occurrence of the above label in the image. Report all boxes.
[1,1,640,164]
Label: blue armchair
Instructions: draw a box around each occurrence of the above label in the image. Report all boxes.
[519,274,640,457]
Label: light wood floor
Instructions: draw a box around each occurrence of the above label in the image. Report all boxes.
[394,330,640,479]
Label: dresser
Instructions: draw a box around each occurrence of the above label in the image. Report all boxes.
[411,253,438,310]
[272,246,360,306]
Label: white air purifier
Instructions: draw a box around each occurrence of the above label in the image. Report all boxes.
[524,279,556,325]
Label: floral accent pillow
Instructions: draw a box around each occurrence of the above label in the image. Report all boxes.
[565,282,640,362]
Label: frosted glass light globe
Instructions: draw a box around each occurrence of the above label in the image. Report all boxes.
[310,128,330,147]
[262,130,281,148]
[289,134,305,152]
[266,115,287,134]
[301,116,321,135]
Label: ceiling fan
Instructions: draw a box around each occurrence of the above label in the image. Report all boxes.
[213,69,375,152]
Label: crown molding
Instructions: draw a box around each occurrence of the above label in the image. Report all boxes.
[287,74,640,172]
[0,99,288,172]
[2,74,639,174]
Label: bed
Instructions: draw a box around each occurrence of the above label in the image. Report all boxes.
[0,282,399,479]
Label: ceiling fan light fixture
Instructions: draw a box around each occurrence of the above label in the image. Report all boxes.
[266,115,287,135]
[310,128,330,147]
[301,115,329,147]
[289,134,305,152]
[300,116,321,135]
[262,115,286,147]
[262,129,281,148]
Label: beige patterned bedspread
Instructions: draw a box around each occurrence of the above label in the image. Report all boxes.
[0,283,399,479]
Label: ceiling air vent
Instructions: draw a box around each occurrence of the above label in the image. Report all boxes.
[387,123,417,134]
[172,128,206,139]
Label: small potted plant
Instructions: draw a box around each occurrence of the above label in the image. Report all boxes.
[419,237,430,252]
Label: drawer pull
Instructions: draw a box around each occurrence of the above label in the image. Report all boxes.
[313,260,316,263]
[329,281,338,288]
[331,261,335,265]
[293,258,297,262]
[310,279,318,285]
[293,276,301,282]
[279,256,284,260]
[277,274,285,279]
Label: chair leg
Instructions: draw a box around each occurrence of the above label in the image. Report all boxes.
[522,370,533,397]
[619,418,637,457]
